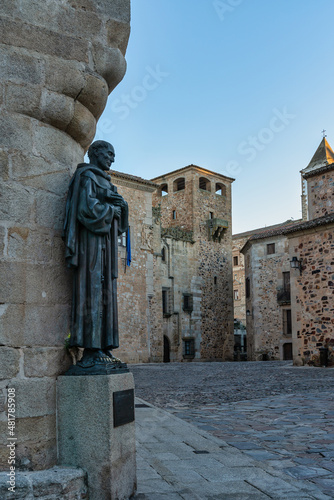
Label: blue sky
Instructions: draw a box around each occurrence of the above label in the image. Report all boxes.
[95,0,334,234]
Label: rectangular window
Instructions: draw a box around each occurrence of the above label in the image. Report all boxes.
[234,289,239,301]
[283,309,292,336]
[233,256,238,266]
[209,211,214,219]
[183,293,193,312]
[246,277,250,298]
[183,338,195,358]
[172,210,176,220]
[283,272,290,293]
[267,243,275,255]
[162,288,170,316]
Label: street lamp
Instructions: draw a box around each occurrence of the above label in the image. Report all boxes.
[290,256,303,275]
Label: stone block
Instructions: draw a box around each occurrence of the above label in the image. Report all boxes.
[0,304,25,347]
[35,191,66,230]
[7,228,52,264]
[0,262,27,304]
[10,149,70,182]
[0,467,87,499]
[22,305,71,347]
[0,46,43,85]
[25,264,71,305]
[0,347,20,379]
[32,120,84,169]
[41,89,74,131]
[0,112,34,154]
[4,82,42,120]
[0,0,19,18]
[24,347,70,378]
[58,372,136,500]
[77,73,108,119]
[92,45,127,92]
[44,56,86,99]
[56,8,103,38]
[0,304,56,349]
[68,0,130,22]
[0,18,89,62]
[11,377,55,418]
[107,19,131,55]
[66,101,96,149]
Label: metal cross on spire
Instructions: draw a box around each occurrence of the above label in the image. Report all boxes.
[322,129,327,138]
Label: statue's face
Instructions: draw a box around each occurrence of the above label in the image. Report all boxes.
[95,145,115,170]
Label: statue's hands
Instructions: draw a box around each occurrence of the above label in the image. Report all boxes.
[114,206,122,220]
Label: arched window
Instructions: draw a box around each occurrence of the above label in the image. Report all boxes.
[173,177,185,192]
[215,183,226,196]
[161,183,168,196]
[161,247,166,261]
[199,177,211,191]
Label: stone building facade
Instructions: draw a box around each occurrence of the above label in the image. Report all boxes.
[112,164,235,363]
[0,0,130,474]
[239,137,334,365]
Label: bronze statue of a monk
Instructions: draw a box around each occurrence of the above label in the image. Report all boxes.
[62,140,129,373]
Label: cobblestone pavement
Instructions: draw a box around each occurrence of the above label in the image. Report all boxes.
[130,361,334,498]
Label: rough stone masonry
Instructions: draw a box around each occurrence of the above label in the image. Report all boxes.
[0,0,130,471]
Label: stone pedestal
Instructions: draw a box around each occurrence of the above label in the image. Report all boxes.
[57,373,136,500]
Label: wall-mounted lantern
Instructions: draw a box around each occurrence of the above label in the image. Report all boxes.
[290,256,303,275]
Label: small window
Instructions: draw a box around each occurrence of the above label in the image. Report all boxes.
[161,183,168,196]
[161,247,166,262]
[283,272,290,293]
[209,212,214,219]
[183,338,195,358]
[246,278,250,298]
[267,243,275,255]
[214,276,217,285]
[118,232,126,247]
[173,177,185,192]
[283,309,292,336]
[183,293,193,312]
[199,177,211,191]
[233,256,238,266]
[172,210,176,220]
[234,289,239,301]
[215,183,226,196]
[162,289,169,315]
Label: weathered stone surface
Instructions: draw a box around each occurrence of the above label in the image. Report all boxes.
[68,0,131,22]
[58,373,136,500]
[4,82,42,120]
[0,467,87,499]
[11,378,55,419]
[0,304,70,347]
[24,347,70,378]
[77,73,109,119]
[0,113,33,152]
[40,89,74,130]
[107,19,131,55]
[0,262,27,303]
[0,182,34,225]
[0,0,130,474]
[0,46,44,85]
[0,18,89,62]
[0,150,9,181]
[0,347,20,379]
[92,46,127,92]
[35,191,66,230]
[44,56,86,99]
[66,101,96,148]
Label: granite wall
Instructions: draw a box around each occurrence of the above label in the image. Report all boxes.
[0,0,130,471]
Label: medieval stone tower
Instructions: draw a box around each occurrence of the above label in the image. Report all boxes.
[152,165,235,361]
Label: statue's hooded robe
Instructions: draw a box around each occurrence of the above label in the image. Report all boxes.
[62,164,128,350]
